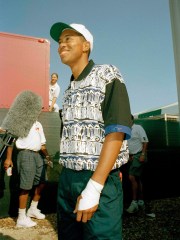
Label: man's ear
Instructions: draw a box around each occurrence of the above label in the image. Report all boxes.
[83,41,90,52]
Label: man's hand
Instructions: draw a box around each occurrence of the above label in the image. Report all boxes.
[45,156,53,168]
[73,196,98,223]
[73,179,103,223]
[4,159,13,171]
[139,155,145,162]
[4,146,13,170]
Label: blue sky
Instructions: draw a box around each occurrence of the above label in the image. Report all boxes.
[0,0,177,114]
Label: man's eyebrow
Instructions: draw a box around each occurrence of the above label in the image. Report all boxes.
[59,34,70,41]
[59,32,83,42]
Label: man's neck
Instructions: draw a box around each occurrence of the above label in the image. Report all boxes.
[70,58,89,80]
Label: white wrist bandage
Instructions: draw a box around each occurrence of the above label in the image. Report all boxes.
[78,179,104,211]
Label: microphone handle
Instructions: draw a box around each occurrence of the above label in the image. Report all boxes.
[0,133,17,159]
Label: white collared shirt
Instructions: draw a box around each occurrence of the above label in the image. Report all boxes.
[16,121,46,151]
[127,124,148,154]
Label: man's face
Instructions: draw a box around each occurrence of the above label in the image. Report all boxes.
[58,29,86,66]
[51,74,58,85]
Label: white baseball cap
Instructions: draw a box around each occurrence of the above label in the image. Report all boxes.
[50,22,93,51]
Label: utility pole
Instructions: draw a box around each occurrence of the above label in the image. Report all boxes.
[169,0,180,117]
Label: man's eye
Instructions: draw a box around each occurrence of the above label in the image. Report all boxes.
[59,36,72,45]
[65,37,70,42]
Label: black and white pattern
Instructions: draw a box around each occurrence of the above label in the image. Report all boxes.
[60,64,129,171]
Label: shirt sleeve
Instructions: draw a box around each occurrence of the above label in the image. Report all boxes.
[101,78,132,139]
[138,125,149,142]
[38,122,46,144]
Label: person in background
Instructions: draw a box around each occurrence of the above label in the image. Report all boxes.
[49,73,60,112]
[50,21,132,240]
[126,114,148,213]
[4,121,52,228]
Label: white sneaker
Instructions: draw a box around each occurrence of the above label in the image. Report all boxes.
[138,200,145,209]
[146,213,156,218]
[16,216,37,228]
[27,208,45,219]
[126,201,139,213]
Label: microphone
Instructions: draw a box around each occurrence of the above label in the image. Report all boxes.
[0,90,42,158]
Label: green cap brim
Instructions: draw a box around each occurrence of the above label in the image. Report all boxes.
[50,22,74,42]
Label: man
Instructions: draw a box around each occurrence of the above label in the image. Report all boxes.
[126,115,148,213]
[4,121,52,228]
[50,22,132,240]
[49,73,60,112]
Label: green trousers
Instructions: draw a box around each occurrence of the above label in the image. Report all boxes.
[57,167,123,240]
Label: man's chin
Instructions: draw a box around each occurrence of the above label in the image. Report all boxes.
[60,57,69,65]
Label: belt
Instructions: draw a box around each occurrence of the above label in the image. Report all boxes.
[17,149,39,153]
[129,151,142,157]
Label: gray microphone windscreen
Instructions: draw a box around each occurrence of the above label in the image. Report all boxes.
[1,90,42,138]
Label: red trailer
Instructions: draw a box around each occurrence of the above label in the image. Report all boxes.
[0,32,61,217]
[0,32,50,110]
